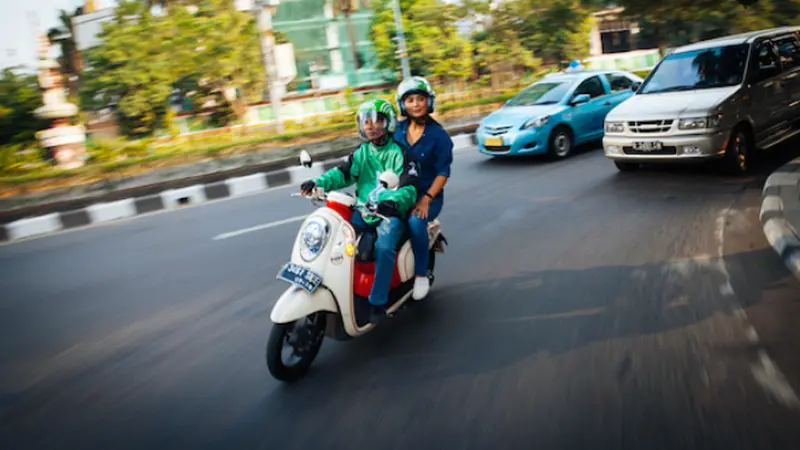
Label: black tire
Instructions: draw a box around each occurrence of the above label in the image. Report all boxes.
[266,313,325,382]
[548,126,573,160]
[614,161,640,172]
[723,126,751,175]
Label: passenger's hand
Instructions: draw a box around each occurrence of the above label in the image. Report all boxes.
[300,180,316,196]
[376,200,398,218]
[413,196,431,219]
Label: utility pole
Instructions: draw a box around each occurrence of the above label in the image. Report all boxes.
[255,0,284,134]
[390,0,411,79]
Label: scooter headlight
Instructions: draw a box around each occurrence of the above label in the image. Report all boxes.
[298,217,331,262]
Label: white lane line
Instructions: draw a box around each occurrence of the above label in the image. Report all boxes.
[212,215,307,240]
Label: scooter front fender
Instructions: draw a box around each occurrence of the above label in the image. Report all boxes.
[271,285,339,324]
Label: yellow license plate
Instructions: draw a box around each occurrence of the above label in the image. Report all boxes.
[485,137,503,147]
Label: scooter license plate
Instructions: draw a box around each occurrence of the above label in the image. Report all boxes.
[277,263,322,293]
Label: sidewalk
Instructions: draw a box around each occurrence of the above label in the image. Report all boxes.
[760,157,800,279]
[0,122,479,243]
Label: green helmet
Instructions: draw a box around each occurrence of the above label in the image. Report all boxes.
[355,98,397,140]
[395,76,436,116]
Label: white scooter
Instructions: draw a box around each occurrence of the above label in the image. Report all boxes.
[266,151,448,382]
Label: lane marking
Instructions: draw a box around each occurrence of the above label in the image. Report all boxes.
[212,215,307,240]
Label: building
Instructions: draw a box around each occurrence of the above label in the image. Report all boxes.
[584,6,661,73]
[269,0,391,91]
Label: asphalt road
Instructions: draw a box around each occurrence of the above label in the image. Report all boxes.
[4,142,800,449]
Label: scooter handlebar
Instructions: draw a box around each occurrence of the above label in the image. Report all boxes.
[292,187,327,201]
[292,190,390,222]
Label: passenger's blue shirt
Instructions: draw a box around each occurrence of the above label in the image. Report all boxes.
[394,119,453,201]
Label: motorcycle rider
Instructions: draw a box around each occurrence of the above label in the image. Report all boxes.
[394,76,454,301]
[300,98,419,319]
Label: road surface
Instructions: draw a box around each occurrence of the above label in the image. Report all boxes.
[4,143,800,449]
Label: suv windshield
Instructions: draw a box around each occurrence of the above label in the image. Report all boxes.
[506,81,572,106]
[640,44,749,94]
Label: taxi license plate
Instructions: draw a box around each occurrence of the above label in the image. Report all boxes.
[485,137,504,147]
[633,141,663,151]
[277,263,322,293]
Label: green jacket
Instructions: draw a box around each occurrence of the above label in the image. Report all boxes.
[314,139,419,226]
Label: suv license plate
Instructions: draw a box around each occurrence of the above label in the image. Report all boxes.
[633,141,663,151]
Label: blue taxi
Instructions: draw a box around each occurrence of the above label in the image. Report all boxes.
[476,69,643,159]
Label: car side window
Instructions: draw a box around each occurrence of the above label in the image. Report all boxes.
[751,40,782,83]
[574,76,606,99]
[775,35,800,70]
[603,73,634,93]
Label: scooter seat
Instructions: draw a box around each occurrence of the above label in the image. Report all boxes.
[355,230,410,262]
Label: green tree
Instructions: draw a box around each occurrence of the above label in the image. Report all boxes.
[81,1,177,136]
[0,68,46,145]
[47,8,83,83]
[370,0,473,81]
[508,0,593,66]
[82,0,267,136]
[47,6,92,103]
[471,3,543,89]
[176,0,266,125]
[614,0,788,54]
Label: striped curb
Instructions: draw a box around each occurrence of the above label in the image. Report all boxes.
[760,158,800,279]
[0,133,477,243]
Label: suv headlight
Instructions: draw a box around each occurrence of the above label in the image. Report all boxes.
[678,114,722,130]
[521,115,549,130]
[605,121,624,133]
[298,217,330,262]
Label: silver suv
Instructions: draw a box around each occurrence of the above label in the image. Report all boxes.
[603,26,800,173]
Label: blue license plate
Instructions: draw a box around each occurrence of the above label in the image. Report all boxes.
[277,263,322,293]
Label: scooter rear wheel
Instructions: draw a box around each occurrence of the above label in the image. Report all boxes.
[266,313,325,382]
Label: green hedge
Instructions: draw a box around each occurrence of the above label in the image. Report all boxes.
[0,90,530,186]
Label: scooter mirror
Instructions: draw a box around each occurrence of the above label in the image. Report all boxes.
[299,150,312,168]
[378,170,400,189]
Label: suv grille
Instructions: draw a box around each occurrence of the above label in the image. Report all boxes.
[628,120,673,133]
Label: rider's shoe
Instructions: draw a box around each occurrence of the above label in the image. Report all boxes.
[413,277,430,300]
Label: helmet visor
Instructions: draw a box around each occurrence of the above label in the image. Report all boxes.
[357,110,387,140]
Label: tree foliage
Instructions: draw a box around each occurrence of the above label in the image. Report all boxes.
[471,3,543,88]
[81,0,265,137]
[370,0,474,81]
[370,0,593,82]
[0,68,46,145]
[616,0,800,53]
[515,0,594,65]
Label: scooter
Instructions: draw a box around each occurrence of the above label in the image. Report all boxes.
[265,151,448,382]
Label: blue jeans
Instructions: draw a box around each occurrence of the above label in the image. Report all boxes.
[408,197,443,277]
[350,211,406,306]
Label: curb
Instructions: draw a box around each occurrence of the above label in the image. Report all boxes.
[0,133,477,243]
[0,122,480,223]
[760,157,800,279]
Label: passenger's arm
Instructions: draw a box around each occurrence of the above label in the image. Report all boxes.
[378,150,419,215]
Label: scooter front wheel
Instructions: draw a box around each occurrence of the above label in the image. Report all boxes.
[266,312,326,382]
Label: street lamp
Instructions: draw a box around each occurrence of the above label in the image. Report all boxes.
[391,0,411,79]
[255,0,284,133]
